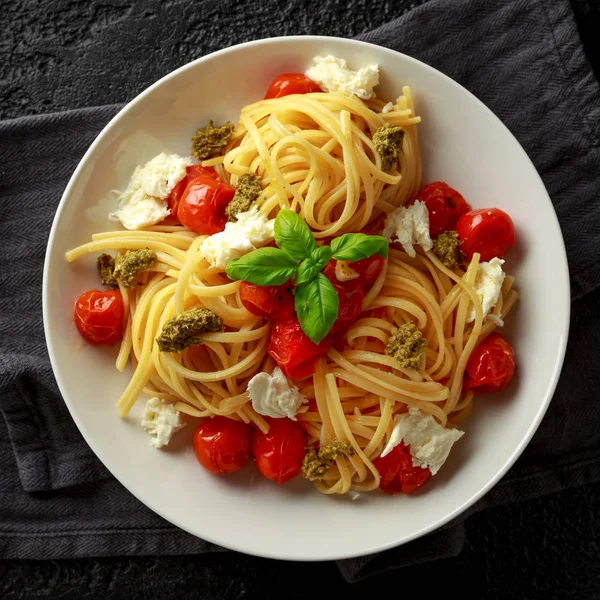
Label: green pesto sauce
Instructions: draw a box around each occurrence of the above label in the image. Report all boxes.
[191,120,235,160]
[225,173,263,221]
[301,439,354,481]
[385,322,426,370]
[433,230,463,269]
[97,253,118,288]
[113,249,156,288]
[372,124,405,172]
[155,307,224,353]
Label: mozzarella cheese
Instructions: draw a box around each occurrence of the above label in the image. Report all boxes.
[381,101,394,113]
[381,408,464,475]
[467,258,506,323]
[141,397,186,449]
[200,208,275,269]
[487,313,505,327]
[109,152,192,230]
[247,367,307,420]
[383,200,433,257]
[305,55,379,100]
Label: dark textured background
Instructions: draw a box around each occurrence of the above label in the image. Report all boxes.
[2,0,600,598]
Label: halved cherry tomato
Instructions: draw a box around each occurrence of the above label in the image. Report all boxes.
[193,416,252,474]
[372,442,432,494]
[239,281,295,321]
[264,73,322,99]
[464,333,515,393]
[455,208,515,262]
[252,417,307,484]
[352,254,385,288]
[411,182,471,238]
[177,174,235,235]
[74,289,124,345]
[167,165,219,214]
[267,318,331,379]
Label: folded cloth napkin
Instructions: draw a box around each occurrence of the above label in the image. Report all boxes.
[1,0,599,583]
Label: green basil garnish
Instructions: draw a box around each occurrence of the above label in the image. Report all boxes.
[295,274,339,344]
[274,209,316,261]
[330,233,389,261]
[226,247,299,286]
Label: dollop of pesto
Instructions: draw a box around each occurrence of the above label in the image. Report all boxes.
[386,323,425,370]
[156,308,224,353]
[372,124,405,172]
[225,173,263,221]
[97,253,118,288]
[301,439,354,481]
[191,120,235,160]
[113,249,156,288]
[433,230,464,269]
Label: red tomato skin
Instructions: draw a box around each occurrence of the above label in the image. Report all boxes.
[372,443,432,494]
[267,318,331,380]
[176,174,235,235]
[352,254,385,287]
[251,417,307,484]
[74,290,124,345]
[464,333,516,393]
[167,165,219,214]
[330,280,364,334]
[193,416,252,474]
[264,73,322,99]
[456,208,515,262]
[411,181,471,238]
[239,281,296,321]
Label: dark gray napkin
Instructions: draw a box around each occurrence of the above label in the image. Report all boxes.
[1,0,599,583]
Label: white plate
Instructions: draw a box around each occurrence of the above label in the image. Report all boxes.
[43,36,570,561]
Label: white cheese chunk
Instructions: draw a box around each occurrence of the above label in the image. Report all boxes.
[305,55,379,100]
[109,152,192,230]
[487,313,505,327]
[467,258,506,323]
[200,207,275,269]
[141,397,186,449]
[383,200,433,257]
[381,101,394,113]
[247,366,307,420]
[381,408,464,475]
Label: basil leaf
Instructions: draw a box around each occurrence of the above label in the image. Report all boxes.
[296,259,318,285]
[226,247,299,286]
[330,233,389,261]
[310,245,333,272]
[295,273,339,344]
[274,209,317,261]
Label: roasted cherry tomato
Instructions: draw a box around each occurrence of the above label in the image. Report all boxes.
[239,281,296,321]
[372,442,432,494]
[264,73,322,99]
[167,165,219,214]
[193,416,252,474]
[74,289,124,345]
[411,181,471,238]
[252,417,307,484]
[464,333,516,393]
[177,174,235,235]
[352,254,385,288]
[267,318,331,379]
[331,280,364,333]
[455,208,515,262]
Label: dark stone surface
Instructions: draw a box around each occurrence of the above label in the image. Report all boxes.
[2,0,600,597]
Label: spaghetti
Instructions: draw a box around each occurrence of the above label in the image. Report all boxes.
[66,66,518,496]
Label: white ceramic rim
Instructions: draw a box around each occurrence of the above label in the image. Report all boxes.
[42,35,570,560]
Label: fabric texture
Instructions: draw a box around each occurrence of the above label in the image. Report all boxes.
[1,0,599,583]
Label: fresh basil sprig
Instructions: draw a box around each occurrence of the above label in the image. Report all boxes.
[225,210,388,344]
